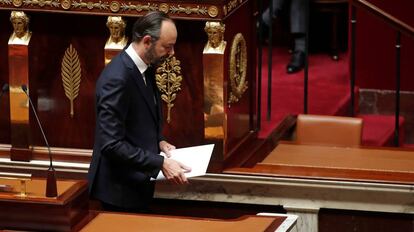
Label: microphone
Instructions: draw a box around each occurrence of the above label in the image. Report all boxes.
[0,84,9,99]
[21,85,57,197]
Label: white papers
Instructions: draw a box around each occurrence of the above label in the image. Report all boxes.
[155,144,214,180]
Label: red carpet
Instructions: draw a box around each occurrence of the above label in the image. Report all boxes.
[258,47,350,138]
[258,47,405,147]
[360,114,405,147]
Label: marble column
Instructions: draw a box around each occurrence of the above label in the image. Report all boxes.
[284,207,319,232]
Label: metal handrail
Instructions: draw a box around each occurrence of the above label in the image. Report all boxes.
[351,0,414,38]
[350,0,413,146]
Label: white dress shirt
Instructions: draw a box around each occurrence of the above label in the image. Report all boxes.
[125,43,148,85]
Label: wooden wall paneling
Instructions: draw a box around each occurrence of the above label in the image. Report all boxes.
[161,19,206,149]
[28,13,106,149]
[0,0,259,175]
[222,1,257,165]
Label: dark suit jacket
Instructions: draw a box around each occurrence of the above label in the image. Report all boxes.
[88,50,165,209]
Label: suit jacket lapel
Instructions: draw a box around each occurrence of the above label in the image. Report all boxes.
[145,68,162,121]
[121,51,157,122]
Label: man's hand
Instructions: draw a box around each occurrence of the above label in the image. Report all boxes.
[159,140,176,158]
[161,158,191,184]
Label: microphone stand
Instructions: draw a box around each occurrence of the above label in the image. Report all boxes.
[21,85,57,197]
[0,84,9,99]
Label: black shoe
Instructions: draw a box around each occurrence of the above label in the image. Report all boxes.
[286,51,305,74]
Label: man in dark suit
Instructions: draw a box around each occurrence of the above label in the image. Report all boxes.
[88,11,191,213]
[261,0,308,73]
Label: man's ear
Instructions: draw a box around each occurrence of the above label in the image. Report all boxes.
[142,35,153,47]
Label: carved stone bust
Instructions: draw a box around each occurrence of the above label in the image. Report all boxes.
[105,16,128,49]
[203,21,226,54]
[9,11,32,45]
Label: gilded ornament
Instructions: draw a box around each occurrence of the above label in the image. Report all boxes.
[119,3,207,16]
[87,1,93,9]
[224,0,242,16]
[120,2,157,12]
[104,16,127,65]
[105,16,127,50]
[61,44,82,118]
[155,56,183,124]
[60,0,71,9]
[0,0,13,6]
[159,3,169,13]
[204,21,226,54]
[185,6,191,14]
[9,11,32,45]
[207,6,218,18]
[72,0,108,10]
[228,33,247,105]
[170,5,207,15]
[135,4,143,11]
[227,0,239,12]
[12,0,22,7]
[109,1,120,12]
[22,0,60,7]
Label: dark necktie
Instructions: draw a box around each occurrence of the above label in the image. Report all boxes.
[142,70,148,86]
[144,68,157,105]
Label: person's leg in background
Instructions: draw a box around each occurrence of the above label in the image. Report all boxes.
[261,0,285,28]
[287,0,308,74]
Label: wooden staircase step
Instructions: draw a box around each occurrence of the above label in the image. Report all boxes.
[359,114,405,147]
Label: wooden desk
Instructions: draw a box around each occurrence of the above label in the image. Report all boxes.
[80,213,297,232]
[255,143,414,184]
[0,179,88,231]
[153,144,414,231]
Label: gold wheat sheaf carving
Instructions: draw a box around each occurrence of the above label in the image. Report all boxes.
[155,56,183,124]
[61,44,81,118]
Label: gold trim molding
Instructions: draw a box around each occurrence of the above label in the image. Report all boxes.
[61,44,82,118]
[207,5,218,18]
[12,0,22,7]
[15,0,60,8]
[72,0,109,10]
[228,33,247,105]
[0,0,12,6]
[223,0,243,16]
[169,5,207,15]
[119,3,208,16]
[0,0,220,18]
[155,56,183,124]
[119,2,159,13]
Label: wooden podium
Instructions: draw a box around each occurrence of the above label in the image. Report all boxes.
[0,179,88,231]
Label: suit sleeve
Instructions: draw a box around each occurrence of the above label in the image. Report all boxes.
[96,73,164,177]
